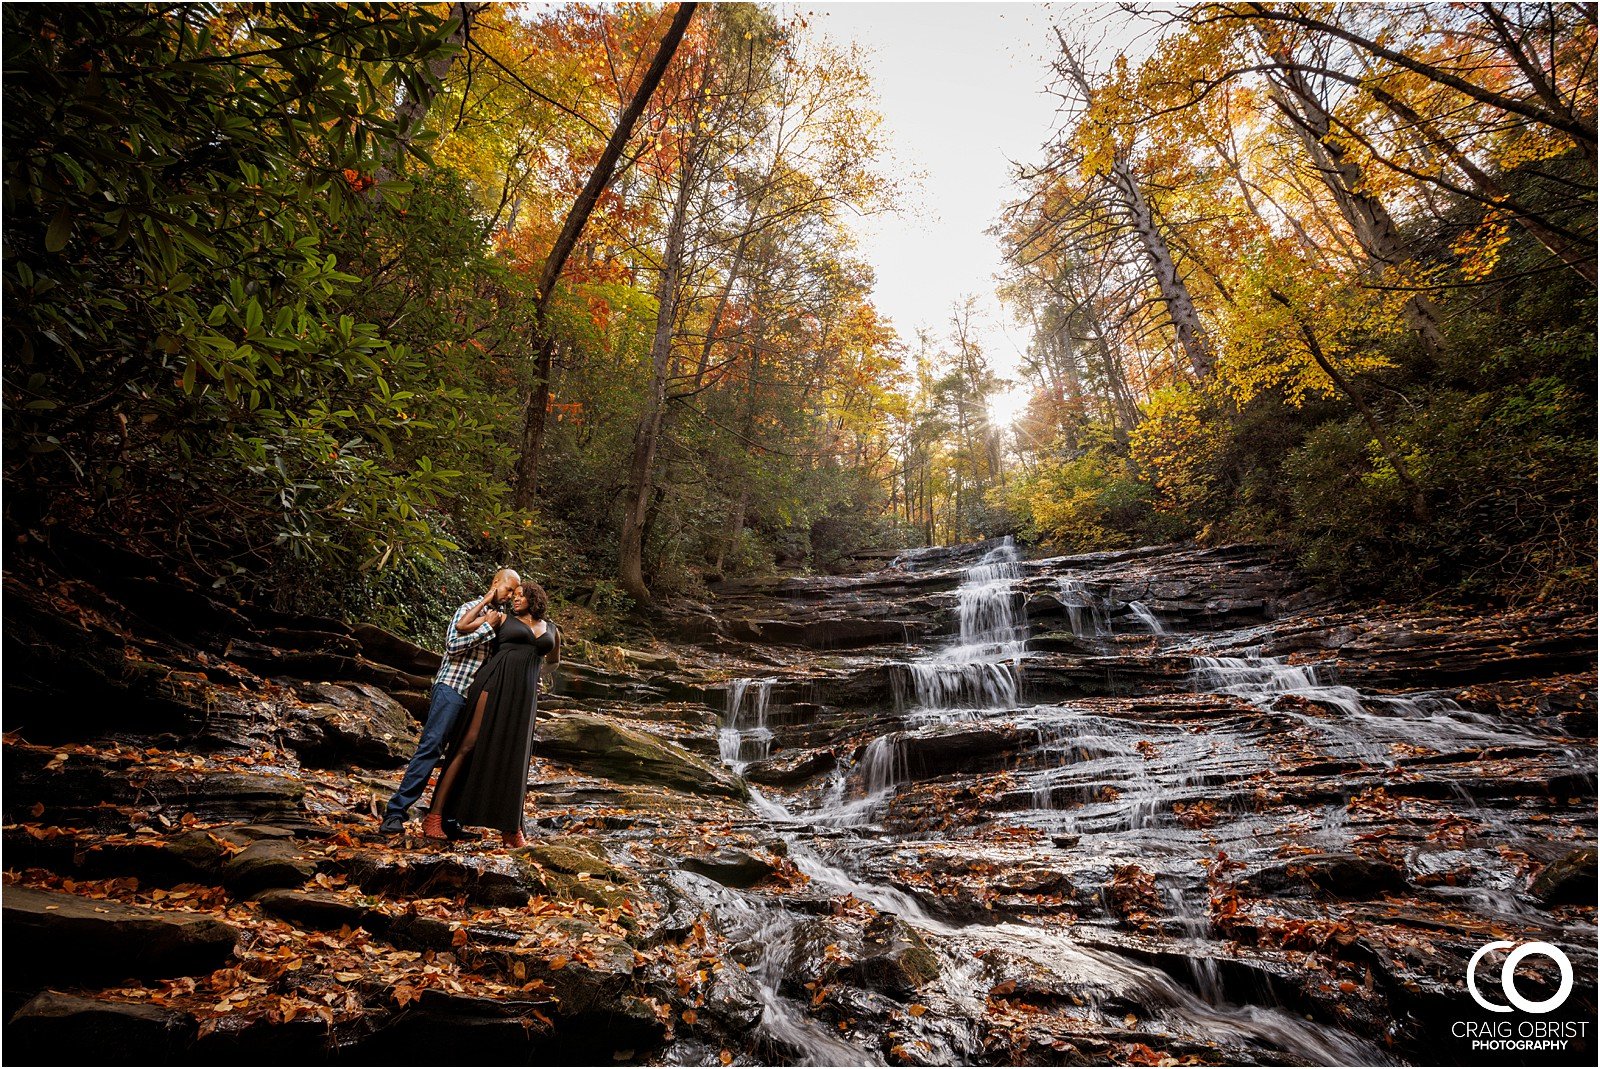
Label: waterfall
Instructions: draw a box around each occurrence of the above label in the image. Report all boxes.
[721,678,774,773]
[1192,648,1545,758]
[1055,578,1173,639]
[1127,600,1170,635]
[1056,577,1108,638]
[899,537,1028,720]
[859,735,903,796]
[691,545,1432,1066]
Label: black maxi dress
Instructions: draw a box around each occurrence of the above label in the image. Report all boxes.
[431,616,555,834]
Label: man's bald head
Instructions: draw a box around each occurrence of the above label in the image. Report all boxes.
[493,568,521,599]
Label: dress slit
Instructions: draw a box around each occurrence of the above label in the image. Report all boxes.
[433,689,492,807]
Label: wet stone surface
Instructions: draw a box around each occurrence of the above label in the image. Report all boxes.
[2,538,1595,1065]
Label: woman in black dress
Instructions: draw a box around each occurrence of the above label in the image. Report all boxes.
[422,579,559,848]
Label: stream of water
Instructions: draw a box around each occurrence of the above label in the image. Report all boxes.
[697,539,1402,1065]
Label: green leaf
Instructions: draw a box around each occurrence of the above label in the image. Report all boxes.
[44,207,72,253]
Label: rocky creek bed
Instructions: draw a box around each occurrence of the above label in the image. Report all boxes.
[2,534,1595,1065]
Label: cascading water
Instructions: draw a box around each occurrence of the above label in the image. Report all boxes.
[898,537,1029,721]
[1191,647,1548,759]
[832,539,1034,822]
[693,546,1423,1066]
[720,678,774,774]
[1128,600,1170,635]
[1056,577,1108,639]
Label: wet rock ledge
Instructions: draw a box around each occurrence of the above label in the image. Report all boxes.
[2,532,1595,1066]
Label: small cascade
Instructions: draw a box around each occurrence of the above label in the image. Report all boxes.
[1192,647,1550,760]
[1161,880,1224,1005]
[1128,599,1171,635]
[1054,578,1173,640]
[667,870,879,1066]
[897,660,1020,719]
[1056,577,1108,638]
[721,678,774,774]
[1192,650,1360,713]
[785,842,1390,1067]
[898,537,1028,719]
[1023,711,1259,840]
[859,735,903,796]
[827,537,1032,819]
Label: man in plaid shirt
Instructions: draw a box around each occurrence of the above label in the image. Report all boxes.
[381,568,521,835]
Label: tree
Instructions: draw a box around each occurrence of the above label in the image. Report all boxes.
[513,2,698,507]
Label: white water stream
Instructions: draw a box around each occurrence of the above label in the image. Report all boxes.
[696,542,1402,1065]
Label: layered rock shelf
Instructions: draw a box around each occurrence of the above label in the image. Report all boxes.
[3,536,1595,1065]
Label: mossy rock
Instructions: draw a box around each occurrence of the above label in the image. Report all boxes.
[519,839,642,914]
[537,714,746,799]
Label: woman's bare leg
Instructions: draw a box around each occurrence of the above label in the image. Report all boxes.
[429,689,491,816]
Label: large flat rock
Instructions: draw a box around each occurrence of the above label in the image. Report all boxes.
[5,991,198,1063]
[3,885,239,987]
[538,713,746,799]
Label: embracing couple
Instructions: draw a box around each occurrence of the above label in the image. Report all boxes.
[380,568,560,849]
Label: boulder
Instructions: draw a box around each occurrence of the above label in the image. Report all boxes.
[350,623,440,677]
[786,913,941,1000]
[5,992,198,1063]
[537,714,746,799]
[76,828,227,884]
[3,746,305,830]
[520,839,639,911]
[285,680,418,767]
[255,888,386,933]
[341,849,533,908]
[351,989,557,1062]
[680,848,780,889]
[220,839,316,896]
[1238,854,1407,899]
[1529,848,1598,907]
[3,886,238,986]
[745,749,836,787]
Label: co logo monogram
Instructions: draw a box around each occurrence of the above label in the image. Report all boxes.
[1467,941,1573,1014]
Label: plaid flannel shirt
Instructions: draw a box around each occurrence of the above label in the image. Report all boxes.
[433,599,498,694]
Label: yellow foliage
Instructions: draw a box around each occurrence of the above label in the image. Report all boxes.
[1129,386,1218,515]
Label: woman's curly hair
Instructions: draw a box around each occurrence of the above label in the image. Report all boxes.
[518,579,549,621]
[517,579,560,667]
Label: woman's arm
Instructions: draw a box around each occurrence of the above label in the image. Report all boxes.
[542,622,561,689]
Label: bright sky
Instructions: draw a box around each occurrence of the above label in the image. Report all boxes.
[803,1,1072,415]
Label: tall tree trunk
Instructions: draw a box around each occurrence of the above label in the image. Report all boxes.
[617,161,695,605]
[715,312,765,573]
[1265,68,1449,355]
[1106,159,1214,378]
[1084,309,1140,430]
[514,2,697,509]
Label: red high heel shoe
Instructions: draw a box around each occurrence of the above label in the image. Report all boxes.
[500,828,527,850]
[421,811,448,841]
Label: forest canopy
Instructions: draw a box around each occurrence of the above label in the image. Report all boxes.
[3,2,1593,642]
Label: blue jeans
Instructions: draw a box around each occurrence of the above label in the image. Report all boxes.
[385,683,467,819]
